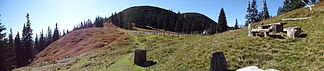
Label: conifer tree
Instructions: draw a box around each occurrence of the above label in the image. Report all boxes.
[277,6,283,16]
[216,8,228,33]
[14,32,24,67]
[0,14,11,71]
[283,0,292,13]
[261,0,270,20]
[53,23,59,42]
[94,16,104,27]
[62,29,66,36]
[234,19,239,29]
[7,28,16,69]
[246,1,252,26]
[38,30,46,53]
[22,13,34,64]
[279,0,309,15]
[66,30,69,34]
[291,0,309,10]
[46,26,52,46]
[34,34,39,53]
[246,0,260,25]
[251,0,260,22]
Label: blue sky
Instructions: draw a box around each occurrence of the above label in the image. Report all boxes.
[0,0,284,36]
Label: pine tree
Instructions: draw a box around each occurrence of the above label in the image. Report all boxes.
[261,0,270,21]
[86,19,93,28]
[251,0,260,22]
[282,0,292,13]
[8,29,14,49]
[279,0,309,15]
[46,26,52,46]
[62,29,66,36]
[245,1,252,26]
[34,34,39,53]
[22,13,34,64]
[7,28,16,69]
[291,0,309,10]
[216,8,228,33]
[38,30,46,53]
[94,16,104,27]
[277,6,283,16]
[53,23,59,42]
[0,14,10,71]
[14,32,24,67]
[246,0,260,25]
[66,30,69,34]
[234,19,239,29]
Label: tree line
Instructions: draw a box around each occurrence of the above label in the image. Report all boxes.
[72,16,105,31]
[245,0,271,25]
[106,6,233,34]
[277,0,320,16]
[0,13,69,70]
[0,13,107,70]
[245,0,321,25]
[72,6,235,34]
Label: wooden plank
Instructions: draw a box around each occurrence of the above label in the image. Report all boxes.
[281,17,311,21]
[251,29,271,33]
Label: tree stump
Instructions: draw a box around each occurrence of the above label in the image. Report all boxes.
[210,52,227,71]
[134,49,147,66]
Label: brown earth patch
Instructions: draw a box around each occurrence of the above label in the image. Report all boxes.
[32,27,125,65]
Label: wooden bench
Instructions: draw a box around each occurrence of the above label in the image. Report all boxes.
[251,29,271,37]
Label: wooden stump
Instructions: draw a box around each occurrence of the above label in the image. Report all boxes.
[210,52,227,71]
[134,49,147,66]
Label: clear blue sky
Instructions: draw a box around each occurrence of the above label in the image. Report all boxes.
[0,0,284,37]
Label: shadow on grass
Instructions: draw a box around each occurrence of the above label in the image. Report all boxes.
[300,34,308,38]
[140,61,156,67]
[269,35,285,39]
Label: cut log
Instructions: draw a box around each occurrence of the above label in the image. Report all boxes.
[281,17,311,21]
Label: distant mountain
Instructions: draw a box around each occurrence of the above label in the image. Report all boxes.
[107,6,217,34]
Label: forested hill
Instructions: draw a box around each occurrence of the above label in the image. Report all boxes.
[107,6,218,34]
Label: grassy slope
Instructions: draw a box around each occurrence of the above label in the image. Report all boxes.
[146,5,324,71]
[15,4,324,71]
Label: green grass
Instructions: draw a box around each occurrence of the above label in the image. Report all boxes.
[105,53,145,71]
[72,59,89,67]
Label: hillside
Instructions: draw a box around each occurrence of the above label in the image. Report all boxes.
[108,6,217,34]
[15,4,324,71]
[31,27,126,65]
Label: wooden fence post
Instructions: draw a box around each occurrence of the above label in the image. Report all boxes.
[210,52,227,71]
[248,24,253,36]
